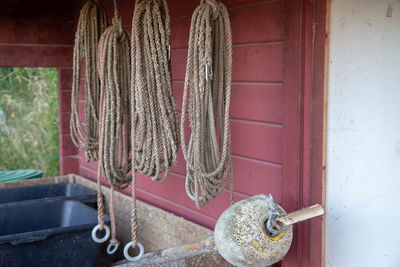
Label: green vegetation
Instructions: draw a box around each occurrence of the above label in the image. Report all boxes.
[0,68,59,176]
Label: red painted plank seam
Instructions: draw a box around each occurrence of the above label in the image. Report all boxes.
[232,154,282,168]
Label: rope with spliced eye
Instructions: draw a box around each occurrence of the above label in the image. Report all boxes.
[125,0,178,255]
[96,0,131,253]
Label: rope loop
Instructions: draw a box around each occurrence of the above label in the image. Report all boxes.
[112,15,123,35]
[131,0,179,182]
[96,6,131,253]
[70,0,108,162]
[111,0,123,34]
[206,0,219,20]
[128,0,177,250]
[181,0,234,208]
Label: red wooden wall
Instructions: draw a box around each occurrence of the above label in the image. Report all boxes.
[0,0,328,266]
[78,0,286,229]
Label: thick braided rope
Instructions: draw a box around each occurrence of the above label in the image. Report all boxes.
[70,0,107,162]
[96,0,131,246]
[131,0,179,183]
[181,0,234,208]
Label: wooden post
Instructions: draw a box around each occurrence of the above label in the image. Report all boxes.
[277,204,324,227]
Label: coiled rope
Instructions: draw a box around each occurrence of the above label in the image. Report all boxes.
[70,0,107,162]
[95,0,132,254]
[131,0,179,182]
[181,0,234,208]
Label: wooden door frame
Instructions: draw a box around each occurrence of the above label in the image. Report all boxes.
[281,0,329,266]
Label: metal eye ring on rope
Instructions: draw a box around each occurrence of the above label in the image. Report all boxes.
[91,224,110,243]
[107,240,120,255]
[123,241,144,261]
[95,0,131,253]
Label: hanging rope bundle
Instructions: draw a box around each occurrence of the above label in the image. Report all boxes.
[181,0,234,208]
[130,0,180,182]
[91,0,137,258]
[97,13,131,190]
[70,0,107,162]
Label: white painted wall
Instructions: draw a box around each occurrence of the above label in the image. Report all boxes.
[326,0,400,266]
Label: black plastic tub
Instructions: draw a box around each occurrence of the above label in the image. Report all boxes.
[0,183,97,205]
[0,199,110,267]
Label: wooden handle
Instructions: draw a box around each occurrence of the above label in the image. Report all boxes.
[276,204,324,227]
